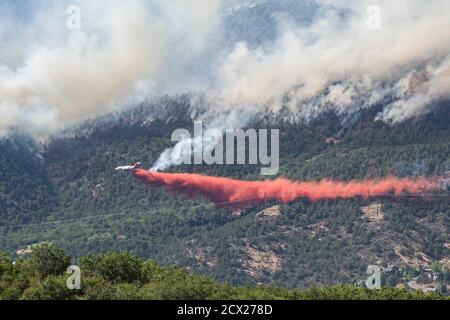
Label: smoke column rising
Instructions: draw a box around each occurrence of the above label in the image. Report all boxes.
[132,169,438,207]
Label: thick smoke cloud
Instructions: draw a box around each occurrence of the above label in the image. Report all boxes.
[0,0,222,136]
[214,0,450,120]
[377,57,450,123]
[1,0,449,137]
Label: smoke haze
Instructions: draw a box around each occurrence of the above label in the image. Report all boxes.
[1,0,449,136]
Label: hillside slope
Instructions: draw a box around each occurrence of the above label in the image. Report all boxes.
[0,99,449,288]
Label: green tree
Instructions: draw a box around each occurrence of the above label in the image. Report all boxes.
[29,243,71,281]
[0,253,30,300]
[81,275,117,300]
[140,268,221,300]
[96,252,143,283]
[21,275,73,300]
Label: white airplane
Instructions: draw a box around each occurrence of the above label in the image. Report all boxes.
[115,162,142,171]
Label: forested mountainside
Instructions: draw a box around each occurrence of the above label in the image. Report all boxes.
[0,97,449,289]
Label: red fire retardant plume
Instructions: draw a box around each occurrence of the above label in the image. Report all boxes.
[132,169,438,206]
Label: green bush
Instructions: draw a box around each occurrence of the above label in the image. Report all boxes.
[29,243,71,281]
[95,252,144,283]
[21,275,73,300]
[81,275,117,300]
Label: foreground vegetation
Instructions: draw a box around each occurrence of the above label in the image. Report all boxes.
[0,243,446,300]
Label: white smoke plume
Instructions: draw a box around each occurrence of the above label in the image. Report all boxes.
[378,58,450,123]
[151,110,254,172]
[213,0,450,120]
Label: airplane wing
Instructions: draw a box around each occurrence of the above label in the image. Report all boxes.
[115,162,142,171]
[115,165,133,171]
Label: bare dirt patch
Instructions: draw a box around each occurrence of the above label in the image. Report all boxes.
[242,245,281,278]
[360,203,384,223]
[257,205,280,220]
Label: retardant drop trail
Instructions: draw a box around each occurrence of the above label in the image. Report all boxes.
[132,169,439,207]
